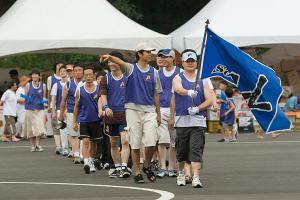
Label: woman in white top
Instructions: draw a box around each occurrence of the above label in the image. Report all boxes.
[0,81,20,142]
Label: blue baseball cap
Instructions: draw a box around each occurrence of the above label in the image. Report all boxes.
[182,51,197,62]
[157,49,175,58]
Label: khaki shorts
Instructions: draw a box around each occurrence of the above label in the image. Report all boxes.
[67,113,79,137]
[126,109,158,149]
[157,113,176,147]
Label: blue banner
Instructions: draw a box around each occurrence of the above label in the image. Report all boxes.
[200,28,291,133]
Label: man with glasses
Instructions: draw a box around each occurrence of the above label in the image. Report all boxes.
[171,49,213,188]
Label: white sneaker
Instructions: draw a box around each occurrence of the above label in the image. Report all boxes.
[192,176,203,188]
[177,174,186,186]
[89,160,96,172]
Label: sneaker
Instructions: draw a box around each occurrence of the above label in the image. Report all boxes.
[102,162,110,169]
[73,157,81,164]
[156,169,167,178]
[185,175,192,184]
[83,164,90,174]
[119,167,131,178]
[134,174,145,184]
[55,147,62,155]
[108,168,116,176]
[90,161,96,173]
[192,176,203,188]
[61,149,69,157]
[30,146,36,152]
[229,139,237,143]
[67,151,74,158]
[168,170,177,177]
[150,160,159,171]
[177,174,186,186]
[217,138,225,142]
[36,146,43,152]
[128,167,133,174]
[93,158,102,170]
[109,169,120,178]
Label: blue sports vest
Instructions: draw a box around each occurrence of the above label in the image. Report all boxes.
[125,64,155,106]
[107,73,127,112]
[55,82,63,111]
[78,84,100,123]
[50,75,60,89]
[66,79,78,113]
[25,82,44,111]
[158,67,181,108]
[174,72,206,116]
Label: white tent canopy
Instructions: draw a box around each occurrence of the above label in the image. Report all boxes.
[0,0,171,57]
[171,0,300,64]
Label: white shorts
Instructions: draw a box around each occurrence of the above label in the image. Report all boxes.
[126,109,158,149]
[157,112,176,147]
[67,113,79,137]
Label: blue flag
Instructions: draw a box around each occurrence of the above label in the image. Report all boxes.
[200,28,291,133]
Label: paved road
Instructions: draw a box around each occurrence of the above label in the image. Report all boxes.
[0,132,299,200]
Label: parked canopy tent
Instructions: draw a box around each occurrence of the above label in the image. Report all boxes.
[170,0,300,65]
[0,0,171,58]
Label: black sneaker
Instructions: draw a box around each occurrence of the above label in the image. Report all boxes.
[83,164,90,174]
[134,174,145,184]
[109,169,120,178]
[150,160,159,171]
[93,158,102,170]
[119,167,131,178]
[217,138,225,142]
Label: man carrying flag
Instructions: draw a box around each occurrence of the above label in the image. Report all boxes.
[200,27,291,133]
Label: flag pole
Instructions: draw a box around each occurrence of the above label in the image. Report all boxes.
[192,19,209,105]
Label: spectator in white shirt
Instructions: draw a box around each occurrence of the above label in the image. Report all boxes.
[0,81,20,142]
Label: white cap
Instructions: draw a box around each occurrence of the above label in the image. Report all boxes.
[135,42,155,52]
[182,51,197,62]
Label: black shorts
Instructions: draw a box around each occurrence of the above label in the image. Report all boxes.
[79,121,102,141]
[175,127,205,163]
[108,123,127,137]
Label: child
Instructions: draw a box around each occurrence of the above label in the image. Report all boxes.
[224,88,237,142]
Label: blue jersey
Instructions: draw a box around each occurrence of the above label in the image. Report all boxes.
[125,64,155,106]
[107,73,127,112]
[174,72,206,117]
[25,82,44,111]
[78,83,100,123]
[66,79,78,113]
[55,82,63,111]
[158,67,181,108]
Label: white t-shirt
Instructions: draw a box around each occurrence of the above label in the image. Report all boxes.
[1,89,17,117]
[16,86,25,112]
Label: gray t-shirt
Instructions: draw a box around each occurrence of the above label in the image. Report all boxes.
[123,62,162,113]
